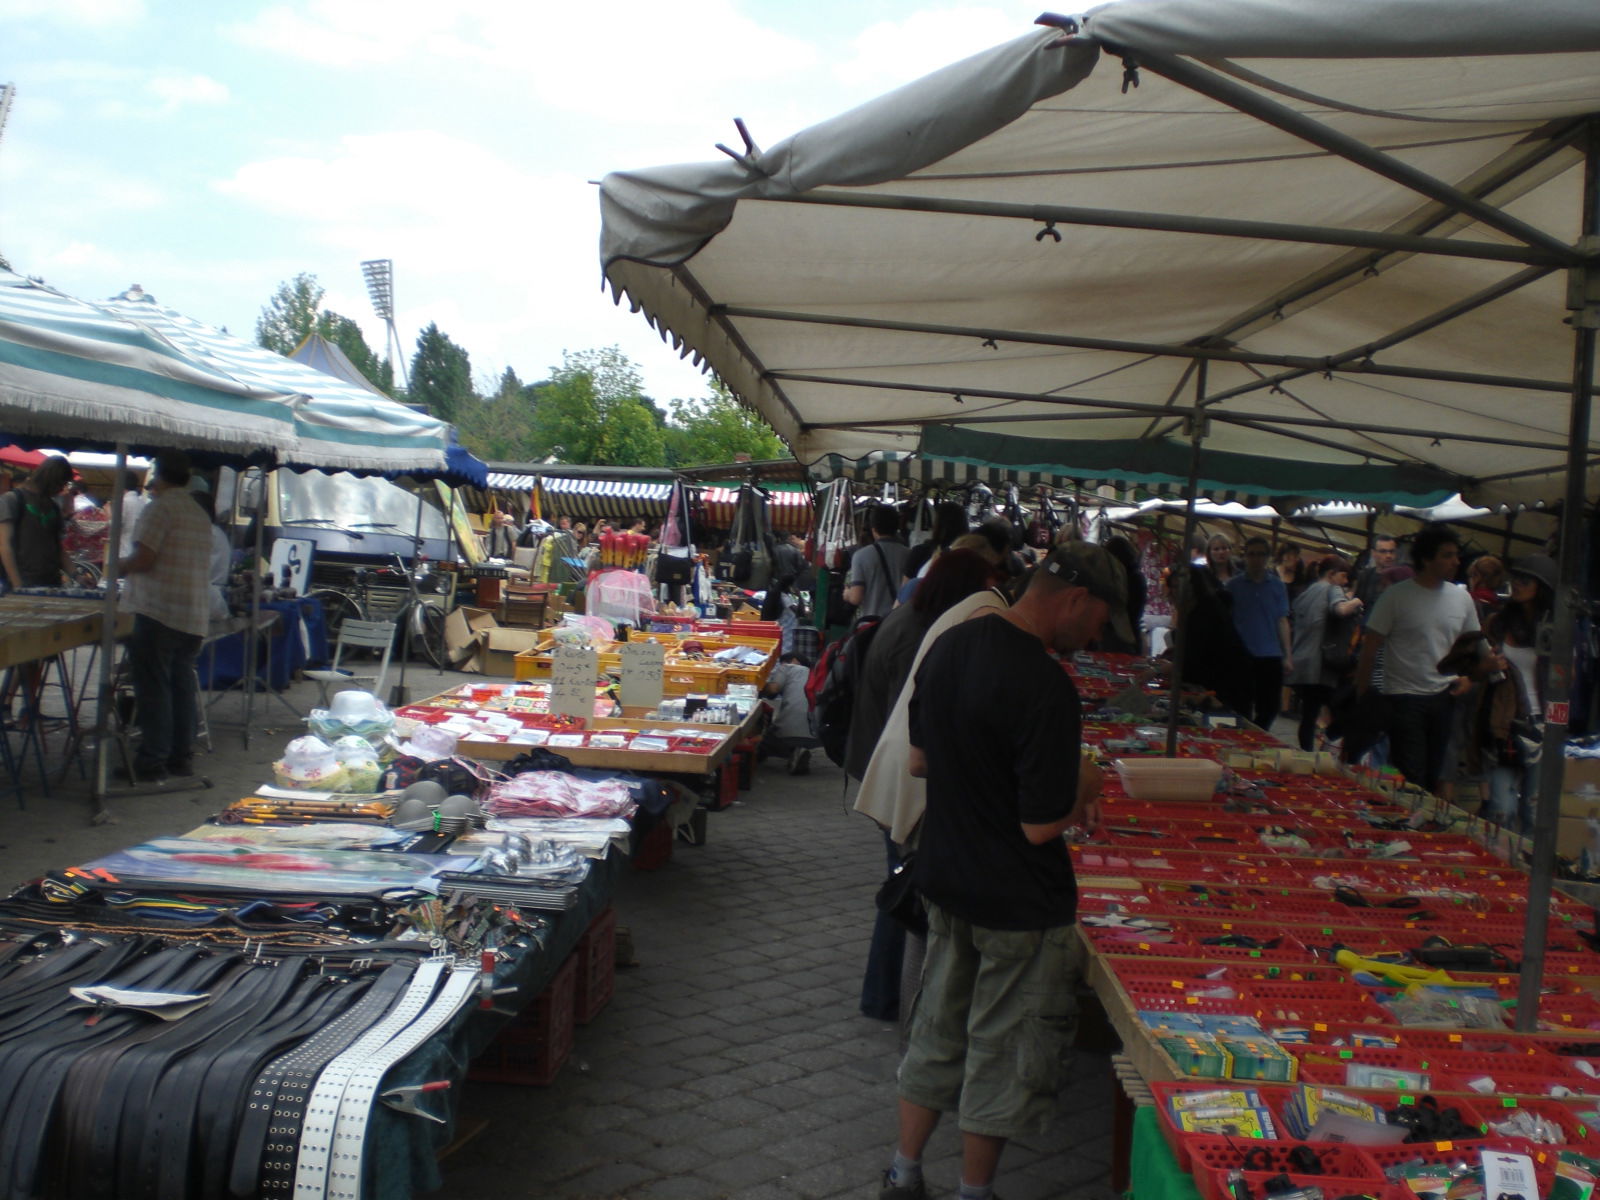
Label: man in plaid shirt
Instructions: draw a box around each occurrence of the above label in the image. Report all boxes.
[117,449,214,782]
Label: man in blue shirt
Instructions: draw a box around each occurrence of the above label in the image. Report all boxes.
[1224,535,1292,729]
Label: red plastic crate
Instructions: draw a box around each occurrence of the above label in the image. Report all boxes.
[1253,994,1392,1028]
[1247,979,1369,1005]
[1148,1081,1298,1169]
[1395,1027,1565,1056]
[1289,1045,1443,1090]
[574,905,617,1025]
[1185,1141,1378,1200]
[631,816,674,871]
[1207,1170,1401,1200]
[1360,1138,1553,1193]
[1094,937,1205,960]
[469,951,577,1086]
[1429,1047,1584,1087]
[1124,989,1254,1017]
[1481,1096,1600,1149]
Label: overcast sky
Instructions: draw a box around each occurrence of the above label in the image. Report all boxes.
[1,0,1036,405]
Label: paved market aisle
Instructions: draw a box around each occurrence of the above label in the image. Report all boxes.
[440,760,1118,1200]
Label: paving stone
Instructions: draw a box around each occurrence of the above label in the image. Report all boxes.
[437,765,1113,1199]
[679,1071,758,1101]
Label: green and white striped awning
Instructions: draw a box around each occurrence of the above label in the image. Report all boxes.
[0,268,300,458]
[102,286,449,474]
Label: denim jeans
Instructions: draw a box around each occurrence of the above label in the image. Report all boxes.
[127,613,202,769]
[861,831,907,1021]
[1486,761,1538,832]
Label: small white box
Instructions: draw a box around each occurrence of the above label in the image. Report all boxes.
[1113,757,1224,802]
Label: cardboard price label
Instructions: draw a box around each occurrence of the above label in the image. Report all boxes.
[619,640,666,708]
[548,645,598,721]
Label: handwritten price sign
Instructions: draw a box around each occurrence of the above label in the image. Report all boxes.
[548,645,598,721]
[619,640,666,708]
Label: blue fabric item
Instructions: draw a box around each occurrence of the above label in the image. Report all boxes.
[1225,572,1289,658]
[197,597,328,691]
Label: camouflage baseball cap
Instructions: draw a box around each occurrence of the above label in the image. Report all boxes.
[1042,542,1135,645]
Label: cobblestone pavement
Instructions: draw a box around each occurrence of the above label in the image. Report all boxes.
[440,755,1119,1200]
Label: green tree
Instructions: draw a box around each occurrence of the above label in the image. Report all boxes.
[408,322,473,424]
[528,347,671,465]
[597,398,667,466]
[316,311,392,393]
[256,272,323,355]
[255,273,392,393]
[665,382,786,466]
[454,366,540,461]
[528,366,600,462]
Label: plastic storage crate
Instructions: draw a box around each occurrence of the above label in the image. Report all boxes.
[575,905,618,1025]
[469,952,578,1086]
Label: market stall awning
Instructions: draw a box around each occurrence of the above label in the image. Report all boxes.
[699,485,814,535]
[528,475,675,521]
[102,286,451,475]
[0,269,300,459]
[600,0,1600,509]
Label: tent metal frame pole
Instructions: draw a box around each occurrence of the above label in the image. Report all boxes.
[776,189,1563,266]
[1112,46,1584,266]
[1199,266,1555,409]
[808,401,1582,456]
[89,443,128,822]
[1166,363,1208,757]
[243,471,265,748]
[1515,117,1600,1030]
[732,307,1572,394]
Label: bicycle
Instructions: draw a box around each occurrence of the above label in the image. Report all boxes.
[306,552,453,669]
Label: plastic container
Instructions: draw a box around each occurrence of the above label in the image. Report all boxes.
[1114,757,1224,801]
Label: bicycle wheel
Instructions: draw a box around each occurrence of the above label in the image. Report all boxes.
[415,602,450,669]
[307,588,363,650]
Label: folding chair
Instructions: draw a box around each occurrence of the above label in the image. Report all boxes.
[303,618,396,709]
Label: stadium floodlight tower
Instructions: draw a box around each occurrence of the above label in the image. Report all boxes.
[360,258,408,389]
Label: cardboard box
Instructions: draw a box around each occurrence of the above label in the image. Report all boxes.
[1557,813,1597,859]
[445,605,499,673]
[480,627,544,677]
[1562,756,1600,795]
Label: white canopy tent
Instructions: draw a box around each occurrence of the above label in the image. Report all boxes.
[600,0,1600,1027]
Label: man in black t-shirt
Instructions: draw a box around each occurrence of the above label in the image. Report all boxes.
[879,543,1131,1200]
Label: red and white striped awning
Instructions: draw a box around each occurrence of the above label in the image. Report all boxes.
[699,487,814,535]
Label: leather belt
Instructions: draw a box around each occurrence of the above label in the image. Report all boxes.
[135,958,312,1200]
[4,944,225,1200]
[193,975,355,1200]
[230,959,414,1198]
[320,961,479,1200]
[291,957,451,1200]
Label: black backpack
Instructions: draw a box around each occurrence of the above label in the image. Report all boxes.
[804,616,884,768]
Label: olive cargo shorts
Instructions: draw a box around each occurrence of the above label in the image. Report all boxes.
[898,901,1084,1138]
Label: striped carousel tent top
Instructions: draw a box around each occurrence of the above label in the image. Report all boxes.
[486,469,676,521]
[99,285,451,475]
[699,485,814,535]
[0,268,301,458]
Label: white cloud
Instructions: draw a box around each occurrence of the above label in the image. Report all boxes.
[4,0,144,29]
[834,6,1024,90]
[210,128,718,399]
[147,74,229,111]
[225,1,462,67]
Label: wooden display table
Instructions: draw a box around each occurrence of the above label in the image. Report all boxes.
[0,594,132,671]
[404,686,758,777]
